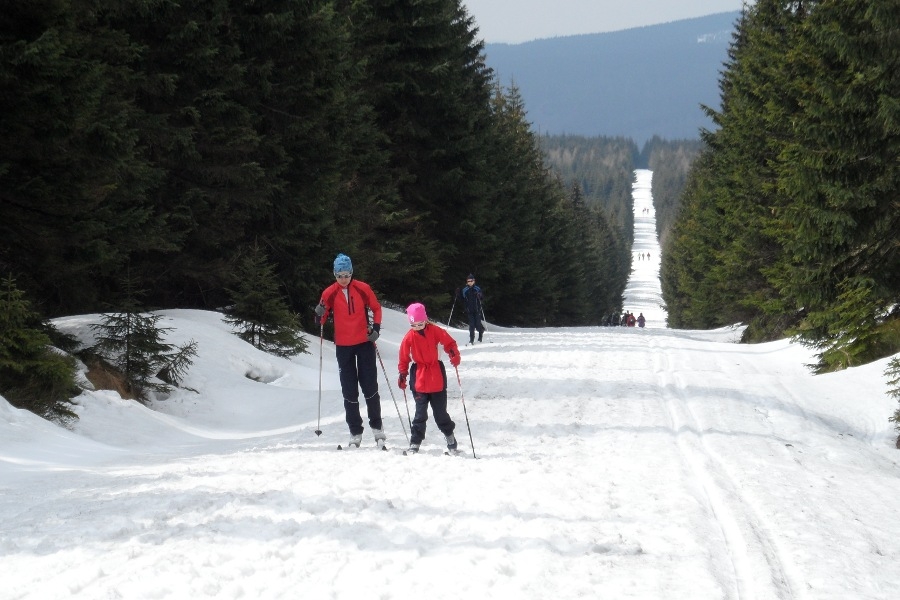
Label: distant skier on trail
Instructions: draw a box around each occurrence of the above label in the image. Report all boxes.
[315,253,385,449]
[461,274,485,345]
[397,303,461,454]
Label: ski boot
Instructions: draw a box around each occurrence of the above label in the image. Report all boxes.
[372,428,387,450]
[445,433,458,451]
[404,443,420,456]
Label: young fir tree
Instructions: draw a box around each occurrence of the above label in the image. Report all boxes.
[887,358,900,448]
[223,245,308,358]
[0,275,78,422]
[91,279,197,402]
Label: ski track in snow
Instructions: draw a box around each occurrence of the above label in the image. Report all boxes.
[629,171,793,600]
[2,171,900,599]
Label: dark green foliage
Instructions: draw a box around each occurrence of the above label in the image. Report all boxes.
[0,0,170,315]
[480,85,564,324]
[349,0,497,312]
[642,137,703,248]
[106,0,274,310]
[664,0,900,384]
[2,0,634,335]
[541,134,638,242]
[664,0,805,334]
[770,0,900,370]
[480,86,627,325]
[0,275,78,422]
[661,152,732,329]
[223,245,309,358]
[234,0,402,317]
[91,279,197,401]
[887,358,900,443]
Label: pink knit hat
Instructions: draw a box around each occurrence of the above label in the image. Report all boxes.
[406,302,428,323]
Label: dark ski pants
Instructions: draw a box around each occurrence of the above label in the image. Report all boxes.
[467,312,484,342]
[335,342,382,435]
[409,362,455,445]
[410,390,456,445]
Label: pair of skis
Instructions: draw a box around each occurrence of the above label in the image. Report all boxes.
[335,442,465,457]
[336,440,388,451]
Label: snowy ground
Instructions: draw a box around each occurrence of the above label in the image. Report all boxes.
[2,171,899,600]
[625,169,666,327]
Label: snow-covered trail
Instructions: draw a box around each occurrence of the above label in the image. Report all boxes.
[464,325,900,600]
[3,169,900,599]
[624,169,666,327]
[4,323,899,600]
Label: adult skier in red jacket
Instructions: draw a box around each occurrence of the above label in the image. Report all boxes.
[397,302,461,454]
[315,253,384,448]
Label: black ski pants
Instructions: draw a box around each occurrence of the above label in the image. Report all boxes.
[467,311,484,342]
[409,362,455,445]
[335,342,382,435]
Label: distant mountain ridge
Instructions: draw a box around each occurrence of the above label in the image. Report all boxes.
[483,11,741,143]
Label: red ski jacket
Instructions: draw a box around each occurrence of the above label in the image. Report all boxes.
[398,324,460,394]
[319,279,382,346]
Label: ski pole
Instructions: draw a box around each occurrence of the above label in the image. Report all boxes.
[374,343,410,443]
[315,322,323,436]
[480,304,492,343]
[447,292,457,327]
[401,387,412,431]
[452,365,477,459]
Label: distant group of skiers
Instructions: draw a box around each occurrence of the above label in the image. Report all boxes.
[636,252,651,260]
[314,253,483,455]
[603,311,646,328]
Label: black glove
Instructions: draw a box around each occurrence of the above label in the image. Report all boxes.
[398,373,407,390]
[314,303,326,318]
[367,324,380,342]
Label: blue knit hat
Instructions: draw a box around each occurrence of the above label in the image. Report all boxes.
[333,253,353,274]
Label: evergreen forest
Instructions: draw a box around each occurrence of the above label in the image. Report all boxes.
[661,0,900,387]
[1,0,632,333]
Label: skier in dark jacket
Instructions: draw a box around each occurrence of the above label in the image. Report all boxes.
[460,274,484,344]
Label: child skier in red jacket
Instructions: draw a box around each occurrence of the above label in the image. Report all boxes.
[397,302,461,454]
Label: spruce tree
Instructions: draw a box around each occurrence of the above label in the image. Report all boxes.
[1,0,168,315]
[233,0,406,315]
[887,358,900,447]
[662,0,799,335]
[223,245,309,358]
[772,0,900,370]
[482,84,563,324]
[106,0,271,310]
[0,275,78,422]
[349,0,497,310]
[91,279,196,402]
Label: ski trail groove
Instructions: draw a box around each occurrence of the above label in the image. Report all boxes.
[651,338,795,600]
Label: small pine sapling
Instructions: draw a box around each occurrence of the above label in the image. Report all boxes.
[223,245,308,358]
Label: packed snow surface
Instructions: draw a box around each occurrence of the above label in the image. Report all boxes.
[2,171,899,599]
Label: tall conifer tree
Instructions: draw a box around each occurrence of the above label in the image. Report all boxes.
[1,0,168,315]
[349,0,496,310]
[773,0,900,369]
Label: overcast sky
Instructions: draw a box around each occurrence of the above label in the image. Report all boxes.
[462,0,749,44]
